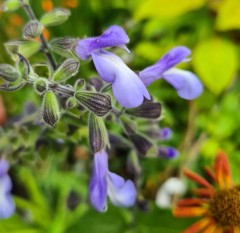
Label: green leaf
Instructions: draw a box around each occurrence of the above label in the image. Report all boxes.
[4,40,41,60]
[134,0,206,20]
[193,38,238,95]
[216,0,240,31]
[0,215,43,233]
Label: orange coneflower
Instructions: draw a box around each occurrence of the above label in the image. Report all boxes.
[173,151,240,233]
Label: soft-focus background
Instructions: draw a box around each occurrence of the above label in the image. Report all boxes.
[0,0,240,232]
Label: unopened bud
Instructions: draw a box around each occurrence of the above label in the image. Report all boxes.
[120,116,136,135]
[89,78,103,91]
[129,133,153,156]
[0,64,20,82]
[51,37,78,50]
[34,78,48,95]
[89,113,109,153]
[53,59,80,82]
[23,20,43,39]
[2,0,20,12]
[40,8,71,27]
[50,37,78,58]
[157,147,179,159]
[75,91,112,117]
[126,102,161,119]
[66,97,77,109]
[74,79,85,91]
[42,91,60,127]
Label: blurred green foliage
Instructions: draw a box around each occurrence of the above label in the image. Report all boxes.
[0,0,240,232]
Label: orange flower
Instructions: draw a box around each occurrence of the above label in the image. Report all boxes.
[41,0,53,12]
[173,151,240,233]
[63,0,78,8]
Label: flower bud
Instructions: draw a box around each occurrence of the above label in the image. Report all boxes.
[126,102,161,119]
[129,133,153,156]
[88,113,109,153]
[50,37,78,58]
[0,64,20,82]
[33,78,48,95]
[42,91,60,127]
[75,91,112,117]
[23,20,43,39]
[120,116,136,135]
[40,8,71,27]
[1,0,21,12]
[50,37,78,50]
[157,147,179,159]
[74,79,85,91]
[66,97,77,109]
[53,59,80,82]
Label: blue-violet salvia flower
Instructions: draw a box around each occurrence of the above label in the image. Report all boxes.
[139,46,203,100]
[158,147,179,159]
[89,150,136,212]
[0,159,15,219]
[75,25,151,108]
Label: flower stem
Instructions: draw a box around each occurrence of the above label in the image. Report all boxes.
[20,0,57,70]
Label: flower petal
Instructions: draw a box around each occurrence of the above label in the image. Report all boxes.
[0,194,15,219]
[75,25,129,60]
[0,175,12,194]
[0,175,15,219]
[158,146,179,159]
[107,172,136,207]
[181,218,213,233]
[0,160,9,177]
[214,150,233,189]
[139,46,191,86]
[92,50,150,108]
[156,177,185,208]
[162,68,203,100]
[173,206,208,217]
[89,150,108,212]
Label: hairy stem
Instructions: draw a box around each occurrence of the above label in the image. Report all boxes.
[20,0,57,70]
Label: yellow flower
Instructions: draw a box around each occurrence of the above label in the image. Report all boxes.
[173,151,240,233]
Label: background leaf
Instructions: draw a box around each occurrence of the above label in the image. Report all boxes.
[134,0,206,20]
[216,0,240,31]
[192,38,238,95]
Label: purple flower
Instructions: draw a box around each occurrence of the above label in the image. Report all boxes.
[0,159,15,219]
[76,26,203,107]
[75,26,150,108]
[76,25,130,60]
[89,150,136,212]
[160,127,172,140]
[139,46,203,100]
[158,147,179,159]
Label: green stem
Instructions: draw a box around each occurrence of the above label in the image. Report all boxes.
[20,0,57,70]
